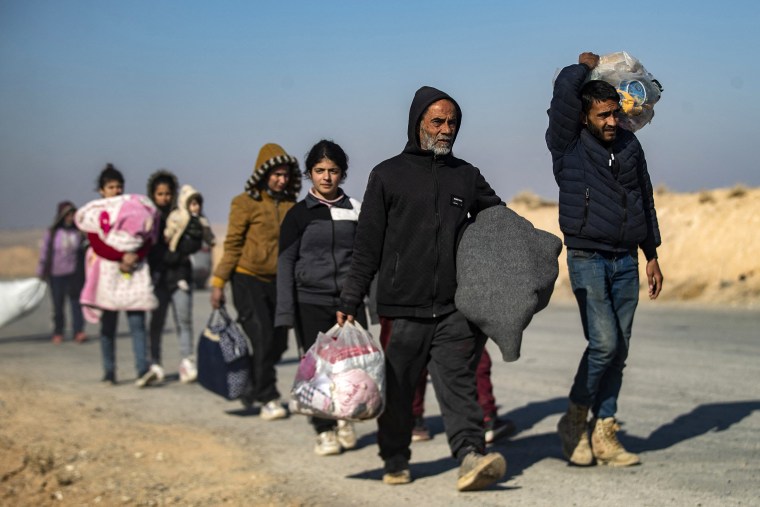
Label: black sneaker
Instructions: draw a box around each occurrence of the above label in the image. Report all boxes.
[484,417,516,444]
[101,371,116,385]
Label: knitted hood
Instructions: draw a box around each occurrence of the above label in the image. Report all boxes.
[404,86,463,156]
[244,143,301,201]
[178,183,202,211]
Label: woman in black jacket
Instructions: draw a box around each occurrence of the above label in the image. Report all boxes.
[276,140,367,456]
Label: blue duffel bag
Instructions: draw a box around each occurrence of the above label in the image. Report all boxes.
[197,306,251,400]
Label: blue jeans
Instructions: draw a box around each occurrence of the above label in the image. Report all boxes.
[567,248,639,419]
[100,310,149,378]
[149,285,194,364]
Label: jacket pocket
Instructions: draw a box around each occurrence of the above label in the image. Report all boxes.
[391,252,400,289]
[568,248,596,259]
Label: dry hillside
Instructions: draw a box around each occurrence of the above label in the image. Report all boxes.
[1,186,757,308]
[509,186,760,308]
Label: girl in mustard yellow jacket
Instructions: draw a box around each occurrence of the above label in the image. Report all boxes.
[210,143,301,420]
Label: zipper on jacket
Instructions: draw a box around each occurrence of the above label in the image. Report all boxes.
[330,214,339,294]
[582,187,590,228]
[619,192,628,243]
[432,160,440,316]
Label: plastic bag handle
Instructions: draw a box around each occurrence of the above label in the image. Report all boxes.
[327,321,368,336]
[346,320,368,334]
[339,320,380,348]
[325,323,342,337]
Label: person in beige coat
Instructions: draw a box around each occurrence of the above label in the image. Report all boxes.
[210,143,301,420]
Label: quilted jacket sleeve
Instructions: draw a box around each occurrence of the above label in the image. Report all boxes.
[546,63,589,173]
[636,153,661,260]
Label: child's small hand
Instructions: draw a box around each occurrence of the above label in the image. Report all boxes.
[119,252,139,273]
[122,252,138,265]
[119,260,135,273]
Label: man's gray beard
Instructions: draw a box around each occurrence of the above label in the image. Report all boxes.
[420,130,452,156]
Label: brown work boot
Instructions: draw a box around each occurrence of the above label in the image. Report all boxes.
[557,402,593,466]
[591,417,641,467]
[456,451,507,491]
[382,455,412,485]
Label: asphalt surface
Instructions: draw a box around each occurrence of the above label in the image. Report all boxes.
[1,291,758,506]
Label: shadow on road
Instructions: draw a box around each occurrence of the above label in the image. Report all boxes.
[345,397,760,484]
[624,400,760,452]
[0,330,138,345]
[499,398,760,480]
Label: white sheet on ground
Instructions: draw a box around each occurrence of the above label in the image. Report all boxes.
[0,278,47,328]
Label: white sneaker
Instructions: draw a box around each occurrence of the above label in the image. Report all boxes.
[135,364,165,388]
[179,357,197,383]
[260,400,287,421]
[314,431,341,456]
[336,420,357,450]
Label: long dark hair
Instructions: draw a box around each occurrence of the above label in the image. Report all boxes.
[303,140,348,181]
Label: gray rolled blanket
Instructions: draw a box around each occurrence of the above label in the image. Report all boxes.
[455,205,562,362]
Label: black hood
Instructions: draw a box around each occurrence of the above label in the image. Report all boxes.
[404,86,462,155]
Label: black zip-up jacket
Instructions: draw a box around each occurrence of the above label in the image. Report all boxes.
[339,86,501,318]
[275,191,361,328]
[546,63,661,259]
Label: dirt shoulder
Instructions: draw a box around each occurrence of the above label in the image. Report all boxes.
[0,375,294,507]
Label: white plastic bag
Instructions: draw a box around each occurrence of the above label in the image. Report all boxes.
[289,322,385,421]
[0,278,47,328]
[588,51,663,132]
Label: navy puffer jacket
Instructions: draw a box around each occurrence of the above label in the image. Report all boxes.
[546,63,660,259]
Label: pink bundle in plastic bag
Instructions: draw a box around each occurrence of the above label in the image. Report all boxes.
[290,322,385,421]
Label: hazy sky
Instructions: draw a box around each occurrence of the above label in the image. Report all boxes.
[1,1,758,229]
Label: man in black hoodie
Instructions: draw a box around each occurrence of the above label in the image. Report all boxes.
[337,86,506,491]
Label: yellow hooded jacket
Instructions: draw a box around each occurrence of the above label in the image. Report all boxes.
[211,143,300,287]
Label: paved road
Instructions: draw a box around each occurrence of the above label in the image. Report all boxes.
[1,292,758,506]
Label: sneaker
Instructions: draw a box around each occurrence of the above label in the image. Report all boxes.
[411,416,432,442]
[456,451,507,492]
[382,455,411,485]
[484,417,516,444]
[336,420,357,450]
[135,364,164,388]
[178,357,198,383]
[591,417,641,467]
[74,332,88,344]
[314,431,341,456]
[51,334,64,344]
[101,371,116,385]
[260,400,287,421]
